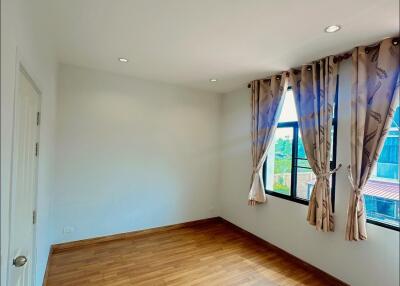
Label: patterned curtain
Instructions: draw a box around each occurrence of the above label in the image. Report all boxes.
[248,74,288,205]
[346,37,400,241]
[289,57,339,231]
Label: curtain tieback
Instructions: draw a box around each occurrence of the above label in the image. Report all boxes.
[347,165,362,197]
[316,163,342,179]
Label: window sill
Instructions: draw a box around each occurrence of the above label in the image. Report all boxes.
[266,191,400,232]
[265,190,309,206]
[366,218,400,232]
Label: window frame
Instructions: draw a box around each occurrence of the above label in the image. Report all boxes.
[366,218,400,232]
[261,84,400,231]
[365,105,400,231]
[262,86,339,211]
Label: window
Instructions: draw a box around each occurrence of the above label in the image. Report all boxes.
[263,88,338,206]
[364,103,400,230]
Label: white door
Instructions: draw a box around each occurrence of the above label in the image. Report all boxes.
[8,66,41,286]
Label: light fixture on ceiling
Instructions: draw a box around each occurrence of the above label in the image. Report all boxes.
[324,25,341,33]
[209,78,217,83]
[118,58,129,63]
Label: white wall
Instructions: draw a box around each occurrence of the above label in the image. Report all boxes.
[1,0,58,285]
[1,3,397,286]
[219,59,400,286]
[51,64,221,243]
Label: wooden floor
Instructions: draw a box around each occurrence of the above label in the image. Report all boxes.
[46,218,344,286]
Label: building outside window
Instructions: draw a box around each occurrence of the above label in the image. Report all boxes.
[364,104,399,229]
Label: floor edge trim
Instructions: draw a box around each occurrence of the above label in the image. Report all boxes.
[219,217,349,286]
[48,216,349,286]
[51,217,221,253]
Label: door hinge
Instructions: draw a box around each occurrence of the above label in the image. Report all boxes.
[36,112,41,126]
[33,210,37,224]
[35,142,39,157]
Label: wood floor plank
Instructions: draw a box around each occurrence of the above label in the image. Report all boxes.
[46,218,347,286]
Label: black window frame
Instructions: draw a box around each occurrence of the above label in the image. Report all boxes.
[366,217,400,232]
[262,86,339,211]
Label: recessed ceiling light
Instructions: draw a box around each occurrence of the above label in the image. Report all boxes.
[324,25,341,33]
[118,58,129,63]
[209,78,217,82]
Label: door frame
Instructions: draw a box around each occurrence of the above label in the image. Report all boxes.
[7,50,42,286]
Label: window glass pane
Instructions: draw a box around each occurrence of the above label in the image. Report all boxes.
[265,127,293,196]
[263,87,338,208]
[332,101,336,119]
[296,167,316,200]
[279,89,298,123]
[297,136,307,159]
[365,104,399,228]
[297,123,335,161]
[296,132,333,201]
[297,158,311,169]
[296,167,333,201]
[330,126,335,161]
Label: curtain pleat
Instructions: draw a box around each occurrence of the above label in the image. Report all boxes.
[248,74,288,205]
[289,57,339,231]
[346,37,400,241]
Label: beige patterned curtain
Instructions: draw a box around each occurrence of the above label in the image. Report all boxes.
[289,57,339,231]
[248,74,288,205]
[346,37,399,241]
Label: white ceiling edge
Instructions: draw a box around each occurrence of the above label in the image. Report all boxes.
[58,62,226,97]
[47,0,399,94]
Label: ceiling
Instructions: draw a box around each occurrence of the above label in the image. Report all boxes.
[48,0,399,93]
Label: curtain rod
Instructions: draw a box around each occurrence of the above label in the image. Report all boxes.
[247,37,399,88]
